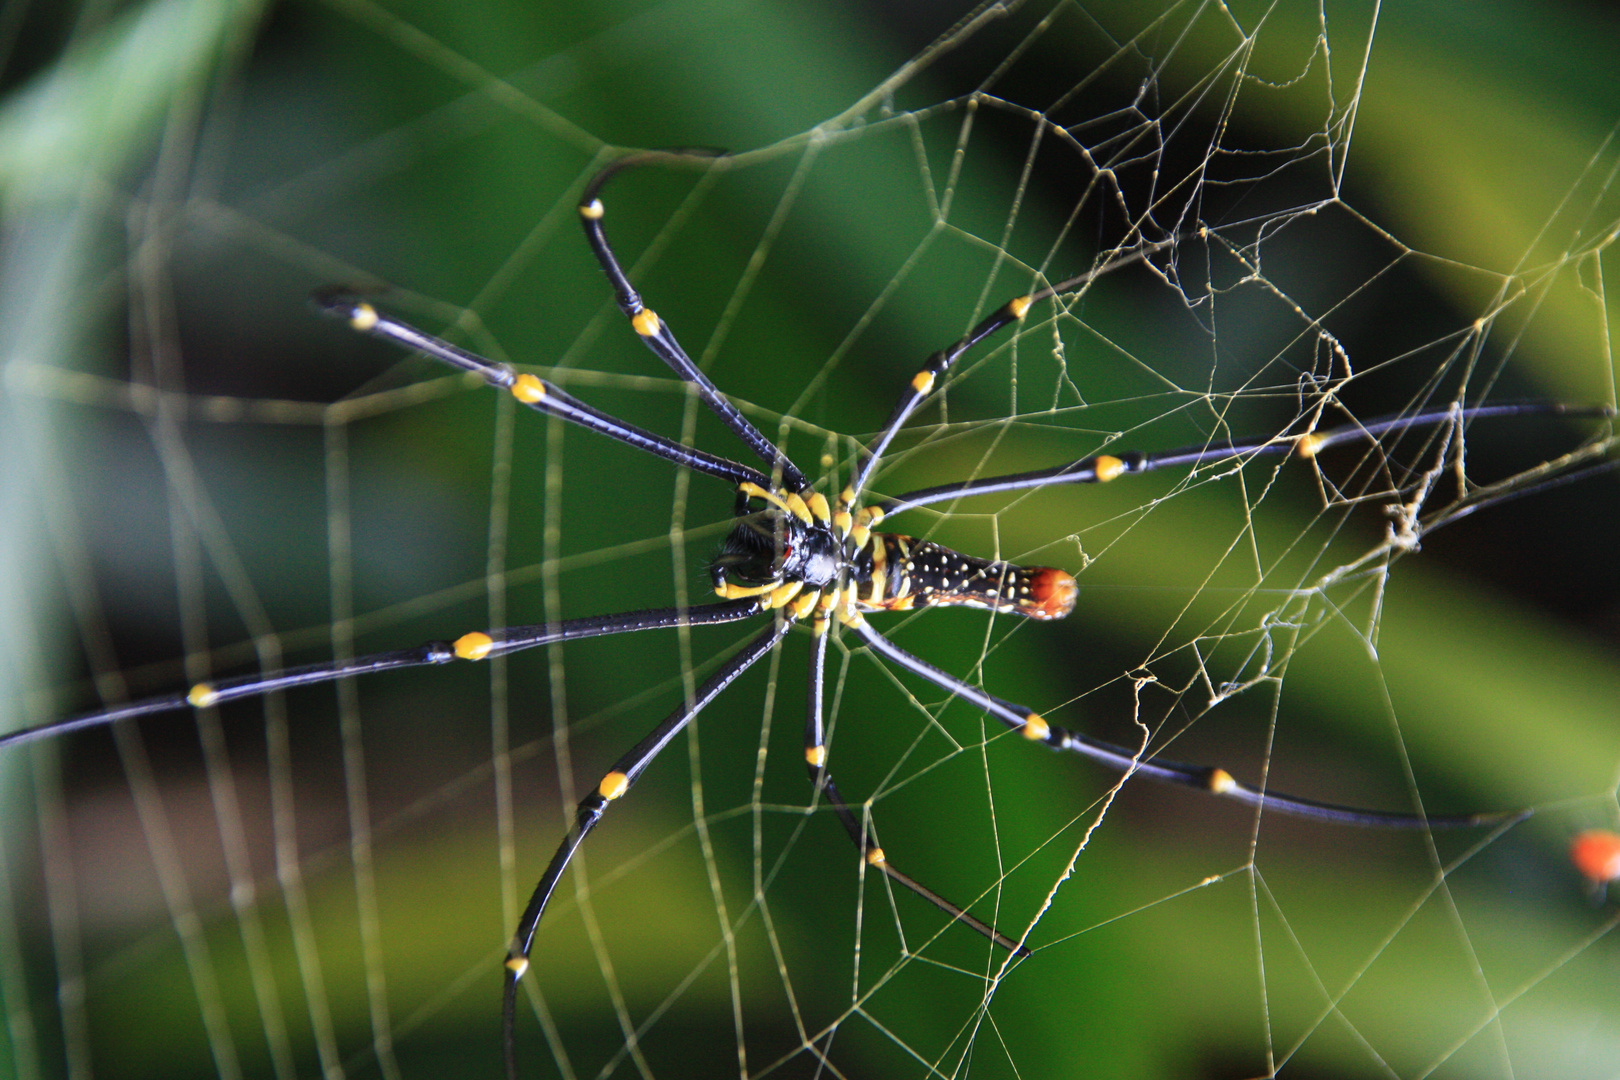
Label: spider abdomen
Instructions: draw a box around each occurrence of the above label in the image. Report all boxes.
[858,533,1076,621]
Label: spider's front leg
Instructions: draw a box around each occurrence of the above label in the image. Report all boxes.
[577,153,809,494]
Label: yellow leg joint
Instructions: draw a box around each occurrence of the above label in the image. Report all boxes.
[805,746,827,767]
[910,370,935,395]
[806,491,831,523]
[1022,713,1050,741]
[579,198,604,220]
[349,303,380,331]
[598,771,630,801]
[505,956,530,978]
[715,580,776,599]
[789,590,820,620]
[783,492,814,525]
[738,482,792,515]
[1007,294,1034,320]
[1207,768,1237,794]
[1093,455,1126,482]
[455,632,495,661]
[187,683,219,708]
[511,374,546,403]
[631,309,662,337]
[767,580,805,609]
[865,847,887,866]
[1295,433,1326,458]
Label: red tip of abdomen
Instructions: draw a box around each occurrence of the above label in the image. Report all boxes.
[1572,829,1620,884]
[1023,567,1077,620]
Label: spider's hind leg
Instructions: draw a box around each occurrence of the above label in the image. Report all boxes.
[502,617,790,1080]
[802,617,1030,958]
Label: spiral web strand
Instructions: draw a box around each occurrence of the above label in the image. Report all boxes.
[2,2,1619,1078]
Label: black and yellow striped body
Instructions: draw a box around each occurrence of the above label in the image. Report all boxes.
[710,484,1076,624]
[853,533,1076,620]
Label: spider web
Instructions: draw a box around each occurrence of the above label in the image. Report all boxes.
[3,0,1620,1078]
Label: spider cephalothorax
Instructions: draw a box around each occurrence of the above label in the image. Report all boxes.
[710,483,843,598]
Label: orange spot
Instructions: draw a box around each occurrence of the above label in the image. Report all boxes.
[631,309,661,337]
[1093,455,1125,482]
[454,632,494,660]
[1023,568,1077,620]
[1571,829,1620,883]
[598,771,630,801]
[511,374,546,403]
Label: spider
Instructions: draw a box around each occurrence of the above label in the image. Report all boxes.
[6,151,1607,1079]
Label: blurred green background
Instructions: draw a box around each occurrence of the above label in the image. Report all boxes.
[2,0,1619,1078]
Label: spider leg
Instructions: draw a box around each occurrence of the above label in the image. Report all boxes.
[803,620,1029,957]
[578,153,809,493]
[316,292,771,490]
[878,402,1616,514]
[850,295,1035,501]
[848,247,1164,501]
[2,600,765,749]
[846,616,1520,830]
[502,616,791,1080]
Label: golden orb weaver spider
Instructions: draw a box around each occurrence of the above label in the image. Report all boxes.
[5,150,1611,1080]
